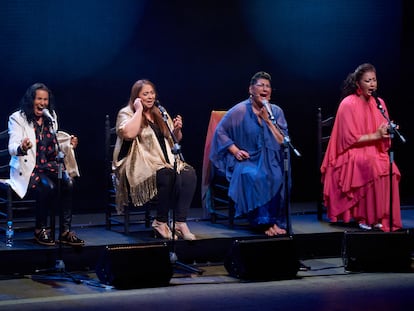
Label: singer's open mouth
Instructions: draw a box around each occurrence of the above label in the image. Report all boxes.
[35,106,45,115]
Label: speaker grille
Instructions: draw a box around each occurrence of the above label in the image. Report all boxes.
[224,237,300,281]
[342,231,413,272]
[96,243,173,289]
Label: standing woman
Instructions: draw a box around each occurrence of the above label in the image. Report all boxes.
[113,79,197,240]
[8,83,84,246]
[321,63,402,232]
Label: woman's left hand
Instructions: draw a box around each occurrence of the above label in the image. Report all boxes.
[70,135,78,149]
[173,115,183,131]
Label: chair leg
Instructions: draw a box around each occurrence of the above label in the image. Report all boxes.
[211,213,217,224]
[145,204,151,228]
[124,204,130,235]
[106,205,111,230]
[6,186,13,223]
[317,202,323,221]
[228,200,235,228]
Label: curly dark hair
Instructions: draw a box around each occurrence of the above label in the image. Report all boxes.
[250,71,272,86]
[340,63,376,100]
[19,83,55,124]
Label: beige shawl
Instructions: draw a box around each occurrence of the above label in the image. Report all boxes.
[112,106,185,214]
[56,131,80,178]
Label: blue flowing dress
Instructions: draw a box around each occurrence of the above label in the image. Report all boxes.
[209,98,291,229]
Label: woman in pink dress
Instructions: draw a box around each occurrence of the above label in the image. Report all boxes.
[321,63,402,232]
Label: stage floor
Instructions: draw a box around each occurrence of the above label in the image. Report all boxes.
[3,202,414,250]
[1,202,413,272]
[1,255,413,311]
[0,202,414,310]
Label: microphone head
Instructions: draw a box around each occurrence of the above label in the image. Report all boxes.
[154,100,160,107]
[42,108,51,117]
[371,90,378,98]
[42,108,55,122]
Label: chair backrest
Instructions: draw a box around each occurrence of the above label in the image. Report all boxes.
[0,129,10,181]
[0,129,12,226]
[317,107,334,167]
[201,110,227,210]
[104,114,153,232]
[0,127,37,229]
[105,115,116,176]
[316,107,334,220]
[105,115,117,204]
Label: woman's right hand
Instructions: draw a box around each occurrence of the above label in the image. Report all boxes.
[21,137,32,152]
[376,123,390,139]
[133,98,143,112]
[234,149,250,161]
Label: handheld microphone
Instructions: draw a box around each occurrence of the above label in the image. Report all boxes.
[371,90,384,112]
[262,99,275,122]
[262,99,302,156]
[42,108,55,123]
[155,100,168,119]
[372,90,406,143]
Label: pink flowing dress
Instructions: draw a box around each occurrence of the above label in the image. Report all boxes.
[321,94,402,231]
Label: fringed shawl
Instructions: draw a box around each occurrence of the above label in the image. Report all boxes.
[112,105,185,214]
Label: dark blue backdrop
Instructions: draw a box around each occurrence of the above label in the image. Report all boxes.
[1,0,413,212]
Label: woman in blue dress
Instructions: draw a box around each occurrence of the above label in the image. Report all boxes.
[210,71,291,236]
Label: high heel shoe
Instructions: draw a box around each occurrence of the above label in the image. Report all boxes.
[358,222,372,231]
[174,222,196,241]
[373,223,383,230]
[152,220,177,240]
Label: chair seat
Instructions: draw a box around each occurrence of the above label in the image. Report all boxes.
[104,115,152,234]
[201,110,240,227]
[0,129,36,232]
[0,178,10,188]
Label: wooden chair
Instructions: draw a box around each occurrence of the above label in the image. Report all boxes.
[201,110,237,227]
[104,115,153,234]
[0,129,36,232]
[316,107,335,220]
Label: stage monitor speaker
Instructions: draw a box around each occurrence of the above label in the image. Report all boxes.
[224,237,300,281]
[342,231,413,272]
[96,243,173,289]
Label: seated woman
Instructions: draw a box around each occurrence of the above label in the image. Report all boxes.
[8,83,83,246]
[112,79,197,240]
[209,71,291,236]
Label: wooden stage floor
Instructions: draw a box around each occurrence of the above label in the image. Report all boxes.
[1,202,413,276]
[0,202,413,310]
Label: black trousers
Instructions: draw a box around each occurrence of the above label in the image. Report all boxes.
[27,171,74,232]
[155,165,197,223]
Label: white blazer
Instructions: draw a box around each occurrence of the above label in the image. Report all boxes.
[8,110,59,198]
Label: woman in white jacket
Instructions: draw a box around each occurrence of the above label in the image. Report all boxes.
[8,83,84,246]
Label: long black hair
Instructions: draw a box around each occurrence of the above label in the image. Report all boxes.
[19,83,56,124]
